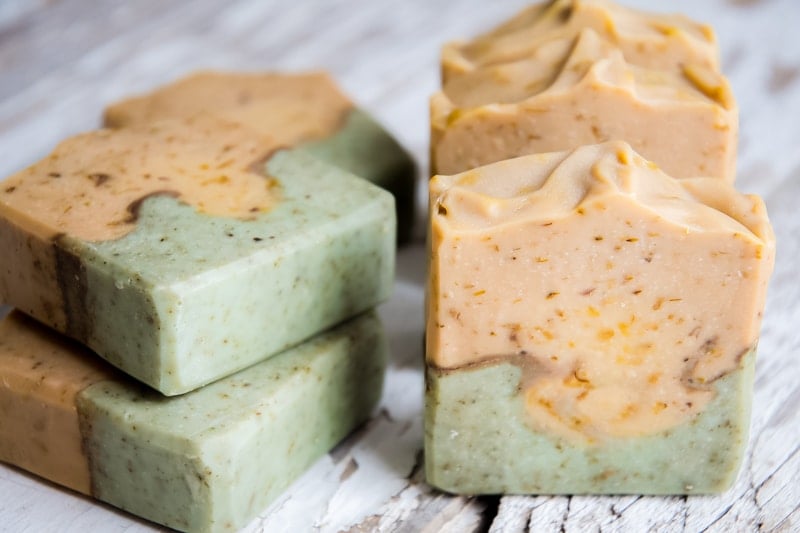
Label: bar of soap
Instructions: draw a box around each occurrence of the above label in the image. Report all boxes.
[431,28,736,178]
[0,115,395,394]
[441,0,719,82]
[104,71,417,243]
[0,310,386,532]
[425,141,775,494]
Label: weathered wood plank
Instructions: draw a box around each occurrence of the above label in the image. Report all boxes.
[1,0,799,531]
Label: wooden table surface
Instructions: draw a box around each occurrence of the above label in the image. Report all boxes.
[1,0,798,531]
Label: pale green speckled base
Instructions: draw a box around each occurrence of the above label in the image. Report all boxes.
[425,349,755,495]
[78,311,387,533]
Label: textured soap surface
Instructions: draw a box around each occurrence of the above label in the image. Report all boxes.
[104,71,417,242]
[0,115,395,394]
[0,310,387,533]
[425,142,775,494]
[441,0,719,82]
[432,28,736,178]
[426,348,755,494]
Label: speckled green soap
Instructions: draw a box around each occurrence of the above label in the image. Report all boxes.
[82,311,386,532]
[0,309,386,533]
[0,116,395,394]
[425,348,755,495]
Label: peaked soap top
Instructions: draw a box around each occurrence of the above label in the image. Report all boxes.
[443,0,718,79]
[442,28,733,110]
[431,141,771,245]
[1,115,281,241]
[104,71,353,146]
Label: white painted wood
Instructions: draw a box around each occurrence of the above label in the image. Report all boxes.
[0,0,798,531]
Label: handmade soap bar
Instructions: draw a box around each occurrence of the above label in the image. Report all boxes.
[431,28,736,178]
[104,71,417,242]
[0,115,395,394]
[425,142,775,494]
[441,0,719,82]
[0,310,386,532]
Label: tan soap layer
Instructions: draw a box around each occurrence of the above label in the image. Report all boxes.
[432,28,736,179]
[0,115,280,242]
[442,0,718,81]
[427,142,775,441]
[0,312,115,494]
[104,71,353,147]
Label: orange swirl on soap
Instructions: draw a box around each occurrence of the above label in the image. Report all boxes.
[0,115,281,242]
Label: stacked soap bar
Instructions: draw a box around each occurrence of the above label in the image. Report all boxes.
[425,0,775,496]
[0,309,386,532]
[430,0,736,178]
[0,72,400,531]
[425,141,775,494]
[104,71,417,243]
[0,114,394,395]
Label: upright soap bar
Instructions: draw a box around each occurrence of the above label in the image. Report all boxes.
[431,28,736,178]
[425,142,775,494]
[104,71,417,242]
[0,115,395,394]
[0,310,386,533]
[441,0,719,82]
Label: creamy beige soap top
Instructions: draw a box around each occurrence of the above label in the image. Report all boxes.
[432,27,736,179]
[441,0,719,81]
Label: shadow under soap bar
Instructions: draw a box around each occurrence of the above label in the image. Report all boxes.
[0,310,386,532]
[425,142,775,494]
[0,115,395,394]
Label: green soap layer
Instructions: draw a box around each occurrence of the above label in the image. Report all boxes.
[78,311,387,533]
[58,149,395,394]
[301,109,417,244]
[425,348,755,495]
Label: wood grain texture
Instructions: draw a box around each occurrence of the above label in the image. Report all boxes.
[1,0,798,531]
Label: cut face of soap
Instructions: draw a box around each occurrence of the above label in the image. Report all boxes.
[441,0,719,82]
[432,28,737,179]
[425,142,775,494]
[0,310,386,532]
[426,349,756,495]
[0,115,395,395]
[105,71,417,243]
